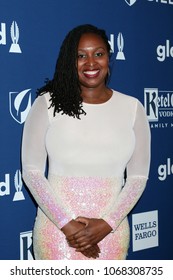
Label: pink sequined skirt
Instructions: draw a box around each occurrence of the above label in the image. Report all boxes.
[33,175,130,260]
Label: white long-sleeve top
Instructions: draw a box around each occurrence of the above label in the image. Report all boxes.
[22,90,151,231]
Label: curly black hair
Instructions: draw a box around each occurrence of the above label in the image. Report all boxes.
[37,24,111,119]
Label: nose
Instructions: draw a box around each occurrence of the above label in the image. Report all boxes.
[86,55,96,66]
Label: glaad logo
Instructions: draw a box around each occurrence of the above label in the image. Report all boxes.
[132,210,159,252]
[9,89,32,124]
[0,21,22,53]
[157,40,173,62]
[125,0,173,6]
[108,33,125,59]
[0,174,10,197]
[125,0,137,6]
[9,21,21,53]
[13,170,25,201]
[144,88,173,128]
[20,231,34,260]
[108,34,114,53]
[158,158,173,181]
[0,170,25,201]
[116,33,125,60]
[0,23,6,45]
[148,0,173,5]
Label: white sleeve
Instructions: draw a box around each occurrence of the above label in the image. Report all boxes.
[102,100,151,231]
[22,95,70,229]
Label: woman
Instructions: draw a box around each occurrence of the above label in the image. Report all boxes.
[22,24,151,260]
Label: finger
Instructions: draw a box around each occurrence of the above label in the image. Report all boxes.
[95,245,101,253]
[81,252,92,258]
[69,239,90,249]
[69,235,93,249]
[92,244,101,254]
[86,246,98,257]
[81,249,95,259]
[82,249,98,259]
[66,227,85,240]
[75,244,92,252]
[75,238,99,251]
[88,247,100,258]
[66,229,86,241]
[79,244,101,258]
[67,235,90,249]
[75,217,89,226]
[66,238,75,248]
[73,234,90,244]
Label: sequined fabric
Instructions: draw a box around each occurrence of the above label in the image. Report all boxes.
[102,176,147,231]
[32,175,130,260]
[33,212,130,260]
[49,175,122,220]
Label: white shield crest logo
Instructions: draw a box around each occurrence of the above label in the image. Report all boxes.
[9,89,32,124]
[125,0,137,6]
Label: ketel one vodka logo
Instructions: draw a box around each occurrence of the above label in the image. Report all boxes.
[20,231,34,260]
[125,0,137,6]
[13,170,25,201]
[144,88,173,122]
[9,89,32,124]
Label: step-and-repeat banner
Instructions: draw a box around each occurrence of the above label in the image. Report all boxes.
[0,0,173,260]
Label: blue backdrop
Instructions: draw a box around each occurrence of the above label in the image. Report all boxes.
[0,0,173,260]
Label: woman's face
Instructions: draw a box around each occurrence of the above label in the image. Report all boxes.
[77,33,109,89]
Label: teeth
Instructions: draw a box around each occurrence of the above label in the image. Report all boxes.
[84,70,99,75]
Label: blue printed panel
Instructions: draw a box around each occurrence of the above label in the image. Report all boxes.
[0,0,173,260]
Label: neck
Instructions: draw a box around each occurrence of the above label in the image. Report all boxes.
[81,85,112,104]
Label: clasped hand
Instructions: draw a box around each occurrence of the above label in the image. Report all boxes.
[66,217,112,254]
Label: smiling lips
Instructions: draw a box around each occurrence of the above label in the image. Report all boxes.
[83,69,100,78]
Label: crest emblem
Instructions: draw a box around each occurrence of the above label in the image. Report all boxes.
[9,89,32,124]
[125,0,137,6]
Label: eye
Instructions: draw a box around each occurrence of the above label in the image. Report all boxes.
[95,52,104,57]
[78,53,87,59]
